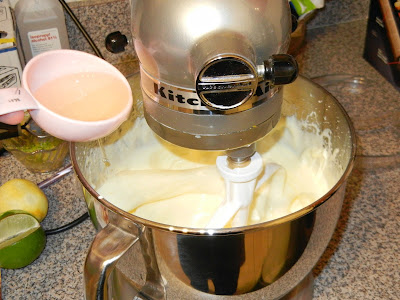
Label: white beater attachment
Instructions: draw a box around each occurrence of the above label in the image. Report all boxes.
[207,152,263,228]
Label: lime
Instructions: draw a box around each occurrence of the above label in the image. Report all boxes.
[0,179,48,222]
[0,209,28,220]
[0,212,46,269]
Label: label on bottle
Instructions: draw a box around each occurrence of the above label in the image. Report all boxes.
[27,28,62,57]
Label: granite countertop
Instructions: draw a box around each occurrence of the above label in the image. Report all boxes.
[1,19,399,300]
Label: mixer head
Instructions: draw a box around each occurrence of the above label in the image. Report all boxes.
[131,0,298,151]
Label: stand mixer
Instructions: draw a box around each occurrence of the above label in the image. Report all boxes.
[130,0,298,228]
[72,1,356,299]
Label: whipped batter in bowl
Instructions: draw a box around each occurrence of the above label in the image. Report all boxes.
[96,115,340,228]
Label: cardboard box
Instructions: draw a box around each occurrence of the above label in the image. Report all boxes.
[364,0,400,92]
[0,0,23,88]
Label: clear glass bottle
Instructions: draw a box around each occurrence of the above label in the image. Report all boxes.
[14,0,70,64]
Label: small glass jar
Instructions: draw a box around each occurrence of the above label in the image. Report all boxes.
[2,120,69,173]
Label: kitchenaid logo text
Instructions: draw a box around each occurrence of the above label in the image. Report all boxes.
[154,83,205,107]
[153,82,270,108]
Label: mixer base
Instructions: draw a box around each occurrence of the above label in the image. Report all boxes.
[107,266,314,300]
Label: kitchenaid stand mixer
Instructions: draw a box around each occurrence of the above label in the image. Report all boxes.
[72,1,356,299]
[131,0,298,228]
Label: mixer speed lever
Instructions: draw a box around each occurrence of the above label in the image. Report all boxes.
[262,54,299,85]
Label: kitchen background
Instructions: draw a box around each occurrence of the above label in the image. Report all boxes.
[63,0,371,72]
[1,0,399,299]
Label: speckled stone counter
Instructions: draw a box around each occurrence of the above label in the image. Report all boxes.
[1,3,400,300]
[297,20,400,300]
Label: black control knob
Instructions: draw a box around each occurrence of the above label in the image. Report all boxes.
[264,54,299,85]
[105,31,128,54]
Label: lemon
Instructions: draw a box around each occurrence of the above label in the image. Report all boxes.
[0,212,46,269]
[0,179,48,222]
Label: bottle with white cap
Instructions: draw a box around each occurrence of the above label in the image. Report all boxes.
[14,0,70,64]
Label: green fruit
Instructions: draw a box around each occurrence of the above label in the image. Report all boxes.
[0,209,29,219]
[0,212,46,269]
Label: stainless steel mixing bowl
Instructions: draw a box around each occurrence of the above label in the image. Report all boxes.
[71,74,356,300]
